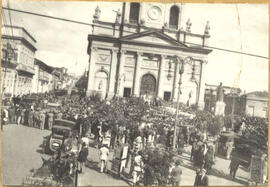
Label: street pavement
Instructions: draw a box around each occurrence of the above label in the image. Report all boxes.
[78,141,130,186]
[178,146,249,186]
[2,124,249,186]
[1,124,50,185]
[1,124,128,186]
[79,142,250,186]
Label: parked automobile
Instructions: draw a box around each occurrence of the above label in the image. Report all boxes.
[44,119,78,154]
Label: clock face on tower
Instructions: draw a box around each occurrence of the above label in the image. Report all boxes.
[147,6,162,21]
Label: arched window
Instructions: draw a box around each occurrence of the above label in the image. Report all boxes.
[129,3,140,24]
[169,5,179,29]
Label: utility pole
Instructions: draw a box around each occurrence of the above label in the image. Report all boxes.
[231,89,237,131]
[172,56,185,150]
[2,42,14,98]
[2,48,8,98]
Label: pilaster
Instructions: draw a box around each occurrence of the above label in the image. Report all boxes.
[108,49,118,99]
[133,52,143,96]
[116,50,126,97]
[157,55,166,98]
[86,47,98,96]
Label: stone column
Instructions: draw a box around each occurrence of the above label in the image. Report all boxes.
[108,49,118,99]
[197,60,207,110]
[173,61,180,101]
[117,50,126,97]
[133,52,143,97]
[157,55,166,98]
[86,47,97,96]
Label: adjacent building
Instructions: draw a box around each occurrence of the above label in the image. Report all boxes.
[204,84,268,118]
[86,2,212,109]
[1,26,77,97]
[1,25,37,97]
[32,58,54,93]
[242,91,268,118]
[51,67,72,90]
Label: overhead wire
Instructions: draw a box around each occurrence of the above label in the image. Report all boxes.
[7,0,15,39]
[2,6,269,60]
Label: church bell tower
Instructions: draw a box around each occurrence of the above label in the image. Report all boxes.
[123,2,183,30]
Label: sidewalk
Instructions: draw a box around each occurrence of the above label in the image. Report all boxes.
[78,143,249,186]
[78,146,130,186]
[178,146,249,186]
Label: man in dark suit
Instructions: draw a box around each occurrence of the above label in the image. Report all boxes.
[194,168,209,186]
[200,168,209,186]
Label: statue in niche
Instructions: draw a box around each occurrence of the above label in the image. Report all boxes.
[186,18,192,33]
[93,6,101,20]
[204,21,210,35]
[216,82,224,102]
[98,80,103,90]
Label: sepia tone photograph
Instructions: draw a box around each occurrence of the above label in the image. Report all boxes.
[1,0,269,186]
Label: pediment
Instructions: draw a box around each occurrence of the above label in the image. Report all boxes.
[131,34,174,45]
[120,30,187,48]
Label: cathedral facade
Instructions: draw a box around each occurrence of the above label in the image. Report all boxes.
[86,2,212,109]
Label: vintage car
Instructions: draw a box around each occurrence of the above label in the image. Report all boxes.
[44,119,78,154]
[217,131,238,156]
[47,102,61,109]
[233,136,265,168]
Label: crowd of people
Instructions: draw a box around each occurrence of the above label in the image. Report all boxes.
[1,91,268,186]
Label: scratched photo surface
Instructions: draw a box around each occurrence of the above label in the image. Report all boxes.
[1,1,268,186]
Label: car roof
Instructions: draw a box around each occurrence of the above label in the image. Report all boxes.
[53,125,72,130]
[54,119,76,127]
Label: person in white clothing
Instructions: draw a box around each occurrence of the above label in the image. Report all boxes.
[81,136,90,147]
[99,144,110,173]
[132,151,143,185]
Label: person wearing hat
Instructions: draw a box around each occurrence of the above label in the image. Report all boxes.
[47,110,54,130]
[194,168,202,186]
[39,110,46,130]
[200,168,209,186]
[78,142,89,173]
[229,151,240,180]
[99,144,109,173]
[194,168,209,186]
[171,159,183,186]
[132,150,144,185]
[33,109,40,128]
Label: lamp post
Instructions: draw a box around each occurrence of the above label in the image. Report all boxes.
[172,56,185,150]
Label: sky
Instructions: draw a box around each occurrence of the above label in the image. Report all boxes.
[1,1,269,93]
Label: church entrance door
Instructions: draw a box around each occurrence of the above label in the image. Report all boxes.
[140,74,156,99]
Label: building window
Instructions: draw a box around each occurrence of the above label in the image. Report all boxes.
[163,91,171,101]
[169,5,180,29]
[129,3,140,24]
